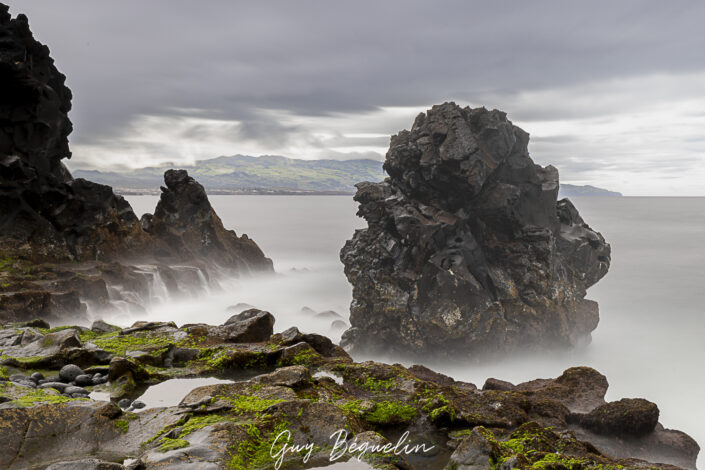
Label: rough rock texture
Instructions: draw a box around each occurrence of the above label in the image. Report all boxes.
[341,102,611,358]
[142,169,273,271]
[0,316,699,469]
[0,4,271,323]
[0,4,148,262]
[573,398,660,437]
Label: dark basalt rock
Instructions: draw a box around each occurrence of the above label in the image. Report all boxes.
[340,102,611,358]
[221,308,275,343]
[143,169,273,271]
[0,4,272,323]
[0,4,148,262]
[573,398,660,437]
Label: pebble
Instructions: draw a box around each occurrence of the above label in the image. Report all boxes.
[118,398,132,409]
[74,374,94,387]
[39,382,69,392]
[92,374,108,385]
[59,364,84,383]
[63,385,88,395]
[9,374,37,388]
[30,372,45,382]
[131,400,146,409]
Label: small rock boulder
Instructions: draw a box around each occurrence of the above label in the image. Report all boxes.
[482,378,515,392]
[59,364,84,382]
[574,398,659,437]
[222,308,274,343]
[91,320,120,333]
[74,374,94,387]
[252,366,311,388]
[444,427,497,470]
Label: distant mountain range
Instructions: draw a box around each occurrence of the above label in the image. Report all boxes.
[72,155,622,197]
[559,184,622,197]
[73,155,382,195]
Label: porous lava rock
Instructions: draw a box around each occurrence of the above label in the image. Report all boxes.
[341,102,610,358]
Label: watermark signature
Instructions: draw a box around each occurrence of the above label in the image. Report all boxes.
[270,429,435,469]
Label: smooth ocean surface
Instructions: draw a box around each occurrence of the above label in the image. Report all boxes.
[124,195,705,464]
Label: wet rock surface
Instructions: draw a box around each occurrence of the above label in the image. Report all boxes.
[341,102,611,359]
[0,315,698,469]
[0,4,272,324]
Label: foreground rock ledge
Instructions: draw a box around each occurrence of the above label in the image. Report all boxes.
[0,315,699,469]
[341,102,611,359]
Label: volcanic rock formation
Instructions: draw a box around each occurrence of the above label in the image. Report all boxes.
[0,4,271,323]
[141,169,272,272]
[341,102,610,358]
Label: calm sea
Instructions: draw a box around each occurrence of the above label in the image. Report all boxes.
[124,195,705,463]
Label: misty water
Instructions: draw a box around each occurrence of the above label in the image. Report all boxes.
[116,194,705,464]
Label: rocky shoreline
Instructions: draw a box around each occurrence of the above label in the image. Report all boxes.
[0,313,699,469]
[0,4,700,469]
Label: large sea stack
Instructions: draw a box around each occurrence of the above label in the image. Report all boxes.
[0,4,271,323]
[341,102,610,358]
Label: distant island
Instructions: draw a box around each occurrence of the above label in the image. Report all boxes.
[73,155,382,195]
[559,184,622,197]
[72,155,622,197]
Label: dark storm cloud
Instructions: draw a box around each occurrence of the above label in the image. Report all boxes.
[14,0,705,128]
[8,0,705,194]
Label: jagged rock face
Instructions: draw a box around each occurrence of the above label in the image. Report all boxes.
[0,5,72,178]
[341,102,611,358]
[143,169,273,272]
[0,4,149,261]
[0,5,272,323]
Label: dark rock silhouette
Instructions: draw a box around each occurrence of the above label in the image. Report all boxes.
[341,102,610,358]
[0,4,271,323]
[143,169,272,271]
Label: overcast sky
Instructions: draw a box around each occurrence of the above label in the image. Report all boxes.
[12,0,705,195]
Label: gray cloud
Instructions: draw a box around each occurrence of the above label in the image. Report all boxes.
[11,0,705,194]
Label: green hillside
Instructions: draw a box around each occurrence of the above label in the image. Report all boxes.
[73,155,620,197]
[73,155,385,193]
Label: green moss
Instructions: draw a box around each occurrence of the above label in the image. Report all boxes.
[9,388,89,407]
[287,349,318,366]
[218,394,285,415]
[338,399,363,415]
[179,414,231,437]
[244,353,268,369]
[357,376,395,391]
[0,354,44,365]
[114,419,130,433]
[228,421,293,470]
[530,453,592,469]
[429,404,456,422]
[367,401,417,425]
[484,423,625,470]
[199,347,229,369]
[0,256,15,272]
[0,365,8,379]
[91,331,172,356]
[415,386,457,423]
[78,329,101,341]
[159,438,190,452]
